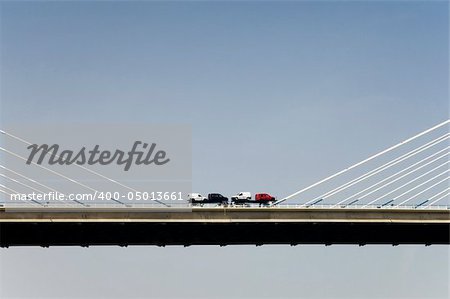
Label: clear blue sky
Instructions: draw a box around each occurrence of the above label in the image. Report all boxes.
[0,1,448,298]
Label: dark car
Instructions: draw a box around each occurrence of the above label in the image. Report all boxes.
[207,193,229,204]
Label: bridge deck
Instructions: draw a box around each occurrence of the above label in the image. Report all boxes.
[1,206,449,222]
[1,207,449,246]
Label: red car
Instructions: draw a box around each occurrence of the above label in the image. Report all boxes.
[255,193,276,202]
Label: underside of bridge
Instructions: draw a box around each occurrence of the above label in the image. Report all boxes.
[1,207,449,247]
[1,221,449,247]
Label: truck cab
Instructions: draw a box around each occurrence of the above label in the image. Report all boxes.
[255,193,276,204]
[188,193,207,203]
[207,193,229,205]
[231,192,252,204]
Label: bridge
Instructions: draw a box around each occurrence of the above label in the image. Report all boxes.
[0,120,449,247]
[1,205,449,247]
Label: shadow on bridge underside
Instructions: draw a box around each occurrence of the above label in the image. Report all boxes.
[1,222,449,247]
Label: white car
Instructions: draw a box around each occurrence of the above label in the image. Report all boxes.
[188,193,207,203]
[231,192,252,202]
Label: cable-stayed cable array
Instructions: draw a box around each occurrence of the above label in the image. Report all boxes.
[276,120,450,208]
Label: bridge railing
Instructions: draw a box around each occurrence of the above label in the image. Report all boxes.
[265,204,450,210]
[1,202,449,210]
